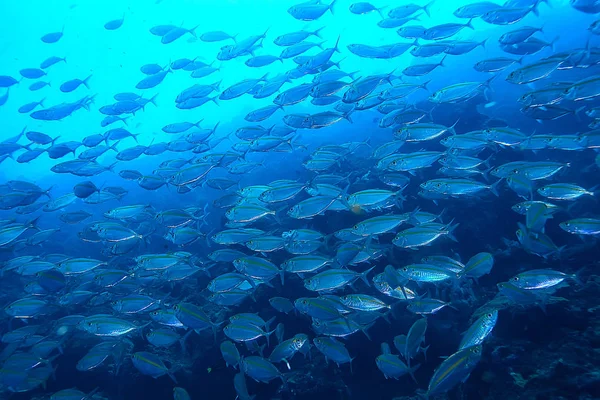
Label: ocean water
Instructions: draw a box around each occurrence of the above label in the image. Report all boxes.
[0,0,599,399]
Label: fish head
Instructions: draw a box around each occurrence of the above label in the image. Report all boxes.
[389,158,401,169]
[280,260,291,271]
[281,230,295,240]
[506,70,523,83]
[515,229,525,243]
[149,310,162,320]
[439,136,453,147]
[485,311,498,324]
[292,334,308,350]
[438,156,450,166]
[395,129,408,141]
[453,6,467,17]
[82,320,98,333]
[342,87,357,102]
[393,233,405,245]
[287,205,299,218]
[232,259,244,271]
[518,93,533,105]
[429,91,442,103]
[304,278,318,290]
[258,191,271,202]
[490,167,503,177]
[562,86,575,99]
[294,297,310,312]
[511,204,526,214]
[558,221,571,231]
[351,223,364,235]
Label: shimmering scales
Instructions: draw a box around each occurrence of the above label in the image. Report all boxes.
[0,1,594,399]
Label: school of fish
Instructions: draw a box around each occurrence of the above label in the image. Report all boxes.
[0,0,599,399]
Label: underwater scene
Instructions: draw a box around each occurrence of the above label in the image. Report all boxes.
[0,0,600,398]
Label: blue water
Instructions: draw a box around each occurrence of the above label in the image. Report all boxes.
[1,0,600,399]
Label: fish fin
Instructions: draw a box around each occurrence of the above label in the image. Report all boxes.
[82,74,92,88]
[423,0,436,17]
[313,26,325,39]
[264,316,277,331]
[465,18,474,30]
[489,180,501,197]
[329,0,338,15]
[359,266,375,287]
[408,363,421,383]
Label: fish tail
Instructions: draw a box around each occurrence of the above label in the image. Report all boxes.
[466,18,474,30]
[408,363,421,383]
[329,0,338,15]
[82,387,100,400]
[550,35,560,52]
[264,316,277,332]
[360,321,375,340]
[489,180,501,197]
[343,110,353,123]
[83,74,92,88]
[211,321,224,343]
[420,343,431,361]
[26,216,41,230]
[148,93,159,107]
[167,369,178,384]
[333,34,341,53]
[359,266,375,287]
[423,0,435,17]
[571,267,585,287]
[445,220,460,242]
[313,26,326,39]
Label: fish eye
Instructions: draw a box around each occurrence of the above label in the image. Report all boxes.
[512,277,519,281]
[87,322,93,326]
[302,299,308,304]
[353,225,358,230]
[487,313,493,318]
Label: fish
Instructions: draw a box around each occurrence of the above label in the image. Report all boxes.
[459,311,498,350]
[0,2,594,399]
[427,346,482,396]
